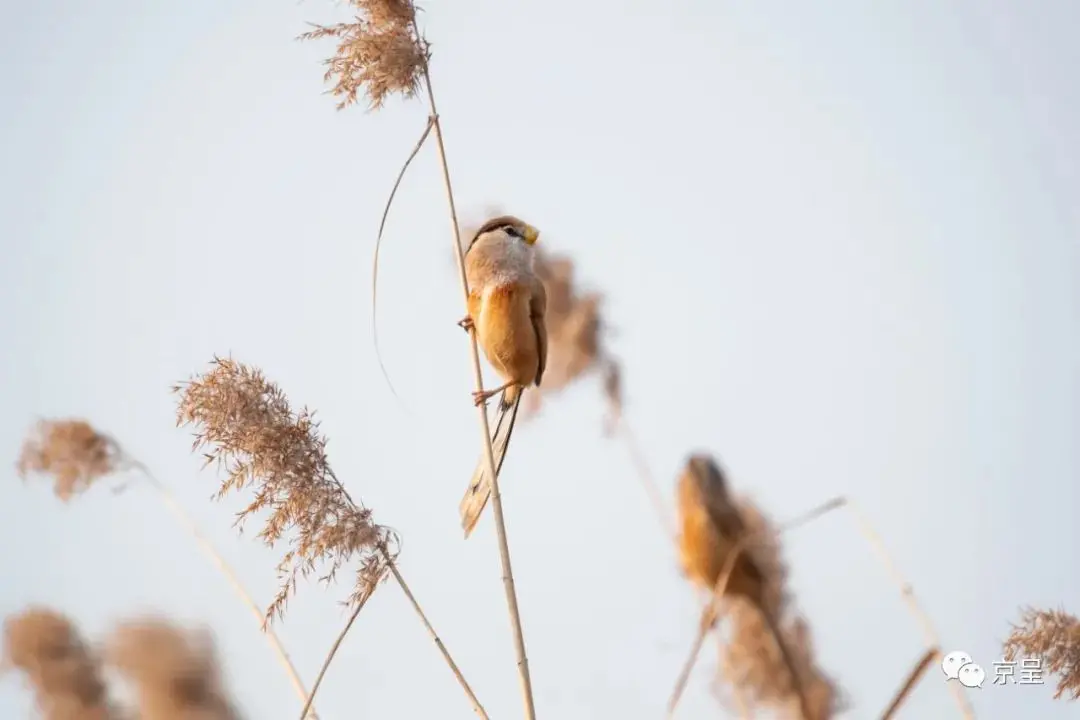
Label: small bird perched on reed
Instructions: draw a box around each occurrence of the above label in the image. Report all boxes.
[457,215,547,538]
[676,454,817,720]
[677,454,769,611]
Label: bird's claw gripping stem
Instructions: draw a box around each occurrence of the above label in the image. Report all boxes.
[472,388,500,407]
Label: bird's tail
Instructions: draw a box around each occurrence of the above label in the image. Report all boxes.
[459,387,522,538]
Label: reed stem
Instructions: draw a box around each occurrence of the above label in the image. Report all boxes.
[845,500,975,719]
[616,417,676,539]
[414,33,538,720]
[386,560,490,718]
[289,485,487,718]
[299,592,372,720]
[879,647,939,720]
[129,464,317,719]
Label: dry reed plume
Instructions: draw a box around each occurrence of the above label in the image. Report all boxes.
[719,501,842,719]
[298,0,426,110]
[3,608,116,720]
[174,356,487,719]
[14,417,319,718]
[1004,606,1080,700]
[670,455,842,719]
[16,419,124,500]
[108,619,241,720]
[173,356,397,620]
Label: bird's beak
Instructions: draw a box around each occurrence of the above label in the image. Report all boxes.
[523,225,540,245]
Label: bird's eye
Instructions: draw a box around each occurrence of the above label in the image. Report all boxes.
[502,225,522,239]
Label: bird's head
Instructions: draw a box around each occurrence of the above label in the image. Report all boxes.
[684,454,730,496]
[468,215,540,251]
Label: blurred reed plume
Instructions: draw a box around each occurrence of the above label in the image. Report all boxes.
[670,454,842,719]
[298,0,426,109]
[457,214,623,424]
[1004,606,1080,700]
[13,416,318,718]
[16,419,124,500]
[719,501,842,719]
[3,608,116,720]
[108,619,241,720]
[173,356,398,621]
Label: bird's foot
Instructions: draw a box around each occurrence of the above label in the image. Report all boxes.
[472,388,500,407]
[457,316,475,333]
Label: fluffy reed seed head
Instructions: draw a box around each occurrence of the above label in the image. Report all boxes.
[1004,607,1080,700]
[107,619,240,720]
[16,419,124,501]
[3,608,115,720]
[299,0,427,109]
[457,213,623,422]
[719,501,843,719]
[173,356,397,622]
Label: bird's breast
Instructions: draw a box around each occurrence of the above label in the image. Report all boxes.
[465,236,534,290]
[475,283,539,384]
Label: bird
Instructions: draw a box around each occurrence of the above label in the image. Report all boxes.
[676,454,818,720]
[676,454,768,611]
[457,215,548,538]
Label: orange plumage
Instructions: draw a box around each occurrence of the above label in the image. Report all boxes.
[676,455,766,604]
[458,216,547,537]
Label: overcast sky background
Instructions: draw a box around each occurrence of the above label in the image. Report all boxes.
[1,1,1076,718]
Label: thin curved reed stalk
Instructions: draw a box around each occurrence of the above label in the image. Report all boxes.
[415,31,539,720]
[667,496,845,718]
[371,114,435,413]
[845,500,975,720]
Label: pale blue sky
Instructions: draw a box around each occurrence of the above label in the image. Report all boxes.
[1,1,1076,718]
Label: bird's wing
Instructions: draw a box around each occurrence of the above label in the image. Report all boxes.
[459,392,522,538]
[530,275,548,386]
[466,290,482,325]
[690,459,747,542]
[704,491,749,544]
[701,487,767,589]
